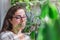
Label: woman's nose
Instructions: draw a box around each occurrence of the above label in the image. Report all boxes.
[20,18,25,23]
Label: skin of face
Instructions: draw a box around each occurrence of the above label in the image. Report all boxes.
[10,9,27,33]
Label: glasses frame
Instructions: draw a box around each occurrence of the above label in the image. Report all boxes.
[12,15,26,19]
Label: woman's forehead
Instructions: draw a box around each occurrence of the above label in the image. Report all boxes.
[15,9,25,16]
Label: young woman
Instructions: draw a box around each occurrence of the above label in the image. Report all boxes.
[0,5,30,40]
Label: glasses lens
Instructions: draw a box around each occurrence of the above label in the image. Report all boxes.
[13,15,21,19]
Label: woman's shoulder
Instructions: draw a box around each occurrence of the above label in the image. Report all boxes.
[0,31,15,39]
[0,31,14,36]
[0,31,20,40]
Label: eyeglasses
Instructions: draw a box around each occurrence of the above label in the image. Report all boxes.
[13,15,26,19]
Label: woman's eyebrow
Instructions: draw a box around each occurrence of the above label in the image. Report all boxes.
[15,15,21,16]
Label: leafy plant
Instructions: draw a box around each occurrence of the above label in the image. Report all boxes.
[37,0,59,40]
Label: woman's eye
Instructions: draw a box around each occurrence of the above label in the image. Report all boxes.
[15,16,21,19]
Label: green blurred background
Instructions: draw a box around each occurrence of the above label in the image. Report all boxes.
[0,0,60,40]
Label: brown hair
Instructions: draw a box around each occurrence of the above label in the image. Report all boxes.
[0,5,25,33]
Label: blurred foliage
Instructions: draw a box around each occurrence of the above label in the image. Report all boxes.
[11,0,31,12]
[10,0,60,40]
[37,0,60,40]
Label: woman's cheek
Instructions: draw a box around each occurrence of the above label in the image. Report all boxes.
[16,19,21,24]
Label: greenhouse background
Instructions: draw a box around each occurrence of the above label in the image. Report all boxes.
[0,0,60,40]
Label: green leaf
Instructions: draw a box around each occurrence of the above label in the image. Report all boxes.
[37,21,45,40]
[40,2,49,19]
[48,3,59,19]
[30,31,35,40]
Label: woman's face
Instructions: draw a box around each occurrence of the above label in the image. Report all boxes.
[10,9,27,30]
